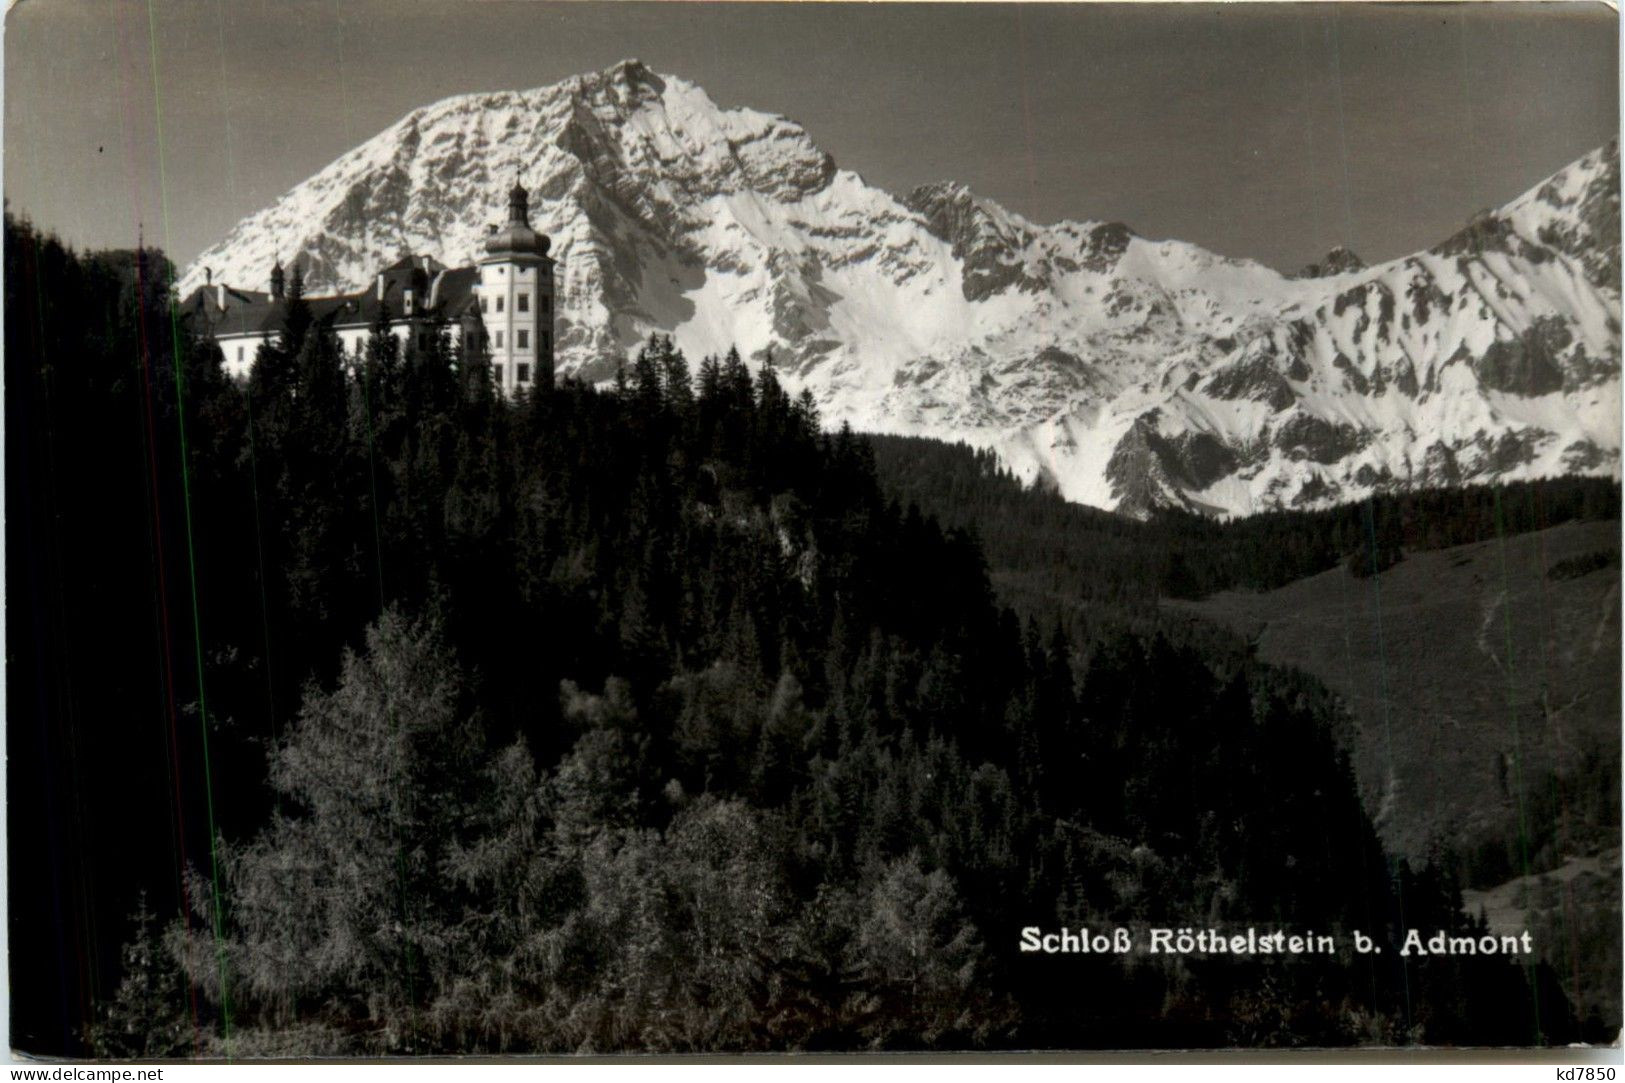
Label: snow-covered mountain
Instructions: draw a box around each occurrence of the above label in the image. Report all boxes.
[180,59,1622,517]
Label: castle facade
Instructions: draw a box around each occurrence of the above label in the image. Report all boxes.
[181,182,556,396]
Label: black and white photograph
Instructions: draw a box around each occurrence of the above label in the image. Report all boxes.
[5,0,1621,1061]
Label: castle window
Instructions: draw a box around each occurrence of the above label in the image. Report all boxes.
[542,295,552,316]
[542,331,552,353]
[495,331,504,349]
[493,364,504,384]
[496,296,504,313]
[237,346,244,362]
[517,363,531,384]
[517,292,529,312]
[517,330,529,350]
[404,289,415,314]
[481,296,489,313]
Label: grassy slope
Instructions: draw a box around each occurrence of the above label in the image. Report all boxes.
[1165,519,1619,861]
[1165,519,1621,1030]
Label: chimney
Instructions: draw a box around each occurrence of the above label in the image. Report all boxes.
[205,266,213,285]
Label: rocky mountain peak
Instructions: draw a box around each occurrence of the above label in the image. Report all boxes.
[604,57,658,86]
[1294,245,1367,278]
[567,58,669,112]
[901,181,1045,300]
[904,180,977,218]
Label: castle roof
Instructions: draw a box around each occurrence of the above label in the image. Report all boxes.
[181,258,483,342]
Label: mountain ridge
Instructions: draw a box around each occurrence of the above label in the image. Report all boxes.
[179,59,1622,518]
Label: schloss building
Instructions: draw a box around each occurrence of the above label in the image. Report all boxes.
[182,181,556,396]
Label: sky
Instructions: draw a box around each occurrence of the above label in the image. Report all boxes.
[4,1,1619,274]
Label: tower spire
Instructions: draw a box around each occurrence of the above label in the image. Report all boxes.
[507,171,530,227]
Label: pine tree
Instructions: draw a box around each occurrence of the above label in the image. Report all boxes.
[194,610,487,1049]
[844,853,1005,1048]
[660,337,694,419]
[91,894,195,1059]
[630,334,666,426]
[280,263,312,358]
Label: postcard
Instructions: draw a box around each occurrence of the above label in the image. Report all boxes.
[6,0,1619,1060]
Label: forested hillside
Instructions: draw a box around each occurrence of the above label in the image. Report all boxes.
[870,434,1622,1037]
[7,216,1591,1056]
[870,434,1619,632]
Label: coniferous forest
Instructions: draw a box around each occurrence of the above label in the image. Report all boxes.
[7,216,1608,1056]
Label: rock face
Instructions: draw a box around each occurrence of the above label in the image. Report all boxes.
[1294,246,1367,279]
[180,60,1622,518]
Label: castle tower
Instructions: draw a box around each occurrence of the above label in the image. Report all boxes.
[477,177,556,395]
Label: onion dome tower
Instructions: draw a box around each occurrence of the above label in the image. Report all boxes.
[476,174,556,395]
